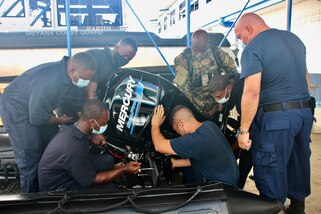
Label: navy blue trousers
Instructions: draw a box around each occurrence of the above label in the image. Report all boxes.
[251,107,313,203]
[0,95,46,193]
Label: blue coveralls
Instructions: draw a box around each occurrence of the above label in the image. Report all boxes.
[0,56,84,193]
[240,29,313,203]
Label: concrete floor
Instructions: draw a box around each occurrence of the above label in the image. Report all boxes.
[244,108,321,214]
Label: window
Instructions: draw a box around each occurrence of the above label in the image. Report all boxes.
[56,0,123,27]
[179,1,186,10]
[163,16,167,30]
[28,0,52,28]
[206,0,213,4]
[179,1,186,20]
[158,22,162,33]
[170,10,175,26]
[191,1,199,12]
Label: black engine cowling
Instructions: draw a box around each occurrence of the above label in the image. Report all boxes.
[93,68,208,187]
[103,68,206,152]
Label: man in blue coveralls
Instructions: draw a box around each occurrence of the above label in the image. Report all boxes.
[234,13,313,213]
[0,52,96,193]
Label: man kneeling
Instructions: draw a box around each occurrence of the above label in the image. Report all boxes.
[151,105,239,186]
[38,99,141,192]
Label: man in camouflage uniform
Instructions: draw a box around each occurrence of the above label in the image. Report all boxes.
[173,29,237,118]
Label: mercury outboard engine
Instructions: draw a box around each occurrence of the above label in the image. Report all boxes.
[98,68,206,187]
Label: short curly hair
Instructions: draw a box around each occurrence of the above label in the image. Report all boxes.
[80,99,108,120]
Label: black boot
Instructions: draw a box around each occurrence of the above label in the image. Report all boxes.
[284,199,305,214]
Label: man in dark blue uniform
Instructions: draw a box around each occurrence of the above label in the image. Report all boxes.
[0,52,96,193]
[235,13,313,213]
[38,99,141,192]
[208,73,252,189]
[151,105,239,186]
[85,37,137,100]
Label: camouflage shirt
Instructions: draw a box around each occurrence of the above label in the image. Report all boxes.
[173,46,237,118]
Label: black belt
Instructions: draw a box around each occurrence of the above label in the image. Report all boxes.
[262,100,311,112]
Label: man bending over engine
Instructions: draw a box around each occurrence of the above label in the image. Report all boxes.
[151,105,239,186]
[38,99,141,192]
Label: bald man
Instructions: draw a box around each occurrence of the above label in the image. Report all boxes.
[173,29,237,118]
[235,13,312,212]
[151,105,239,186]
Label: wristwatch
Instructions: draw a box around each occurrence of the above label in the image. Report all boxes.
[236,127,250,137]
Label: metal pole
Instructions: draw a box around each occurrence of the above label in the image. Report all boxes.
[186,0,191,48]
[124,0,176,77]
[218,0,251,47]
[286,0,292,31]
[65,0,72,57]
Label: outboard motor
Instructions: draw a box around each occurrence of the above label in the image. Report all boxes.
[99,68,206,187]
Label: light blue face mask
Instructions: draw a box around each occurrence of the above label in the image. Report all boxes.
[240,41,247,49]
[72,70,90,88]
[92,119,108,135]
[217,87,230,104]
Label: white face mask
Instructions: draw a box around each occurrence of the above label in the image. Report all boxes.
[72,70,90,88]
[217,87,230,104]
[92,119,108,135]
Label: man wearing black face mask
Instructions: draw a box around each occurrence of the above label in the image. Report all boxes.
[85,37,137,100]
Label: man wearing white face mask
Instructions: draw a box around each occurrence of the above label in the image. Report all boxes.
[38,99,141,192]
[0,52,96,193]
[209,73,242,115]
[208,73,252,189]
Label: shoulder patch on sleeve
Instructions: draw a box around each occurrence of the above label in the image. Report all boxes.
[173,65,189,86]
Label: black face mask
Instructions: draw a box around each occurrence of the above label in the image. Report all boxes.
[114,52,129,68]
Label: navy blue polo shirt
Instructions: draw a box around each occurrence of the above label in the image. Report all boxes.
[86,48,118,98]
[38,125,96,191]
[226,73,243,114]
[170,121,239,186]
[240,29,310,105]
[3,56,84,125]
